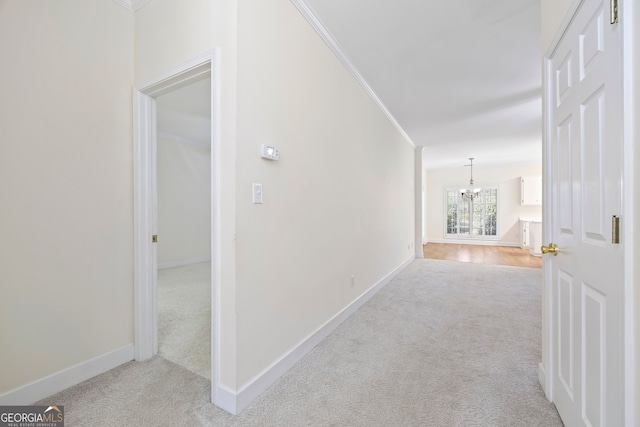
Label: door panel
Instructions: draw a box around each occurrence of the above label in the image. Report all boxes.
[580,10,604,79]
[581,87,606,242]
[558,270,575,398]
[557,116,573,234]
[546,0,623,425]
[582,283,605,426]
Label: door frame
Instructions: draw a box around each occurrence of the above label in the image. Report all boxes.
[541,1,636,424]
[133,50,222,399]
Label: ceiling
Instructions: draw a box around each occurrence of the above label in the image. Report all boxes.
[303,0,542,170]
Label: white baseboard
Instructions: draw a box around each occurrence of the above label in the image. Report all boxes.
[213,384,237,415]
[158,256,211,270]
[0,344,134,405]
[538,362,549,401]
[218,255,414,415]
[427,239,521,247]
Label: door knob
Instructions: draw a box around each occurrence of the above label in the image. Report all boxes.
[541,243,558,256]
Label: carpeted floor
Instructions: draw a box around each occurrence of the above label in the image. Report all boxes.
[37,259,562,426]
[158,262,211,380]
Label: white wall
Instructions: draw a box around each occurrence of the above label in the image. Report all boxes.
[134,0,214,84]
[134,0,414,400]
[234,0,415,386]
[0,0,134,395]
[426,162,542,245]
[0,0,415,410]
[157,137,211,267]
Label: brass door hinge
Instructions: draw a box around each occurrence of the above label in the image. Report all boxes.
[612,216,620,244]
[611,0,619,24]
[152,235,158,243]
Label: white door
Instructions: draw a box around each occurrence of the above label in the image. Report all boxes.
[545,0,624,425]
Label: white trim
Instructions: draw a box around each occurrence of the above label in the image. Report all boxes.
[219,255,414,415]
[538,363,548,400]
[541,0,565,397]
[427,238,521,248]
[135,54,212,98]
[111,0,133,12]
[213,384,237,415]
[415,147,425,258]
[209,48,225,411]
[158,256,211,270]
[133,89,157,361]
[541,51,554,402]
[157,132,211,149]
[111,0,151,12]
[441,236,502,242]
[290,0,415,149]
[130,0,151,10]
[621,0,637,424]
[0,345,134,405]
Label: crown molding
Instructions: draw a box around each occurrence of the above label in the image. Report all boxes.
[290,0,415,148]
[112,0,151,12]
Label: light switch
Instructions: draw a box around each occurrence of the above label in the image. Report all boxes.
[252,183,263,204]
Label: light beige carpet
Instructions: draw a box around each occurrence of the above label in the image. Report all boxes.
[37,259,562,426]
[158,262,211,380]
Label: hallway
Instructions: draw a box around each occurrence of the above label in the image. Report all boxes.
[37,259,559,426]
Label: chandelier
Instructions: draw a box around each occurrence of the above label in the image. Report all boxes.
[460,157,482,201]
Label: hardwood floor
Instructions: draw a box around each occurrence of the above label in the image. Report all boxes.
[423,243,542,268]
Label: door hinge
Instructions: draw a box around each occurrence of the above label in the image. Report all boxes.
[612,216,620,244]
[610,0,618,24]
[152,234,158,243]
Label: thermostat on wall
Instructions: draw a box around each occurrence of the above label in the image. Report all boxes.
[260,144,279,160]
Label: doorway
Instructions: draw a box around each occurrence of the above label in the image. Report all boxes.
[156,77,212,379]
[133,51,222,404]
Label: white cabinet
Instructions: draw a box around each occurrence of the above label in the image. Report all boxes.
[520,217,543,255]
[529,221,542,256]
[521,175,542,206]
[520,220,530,248]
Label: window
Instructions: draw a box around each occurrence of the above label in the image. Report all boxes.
[445,187,498,239]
